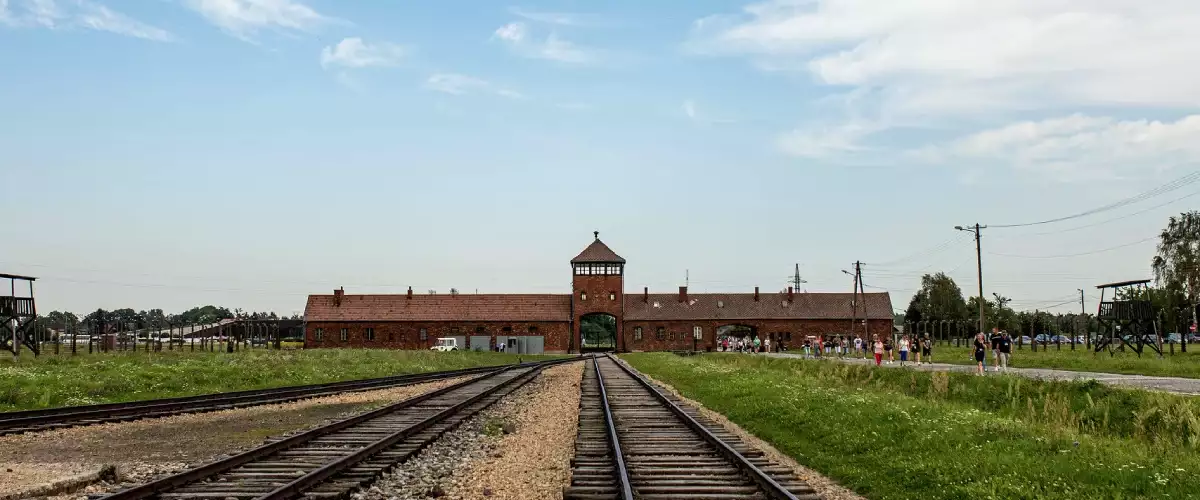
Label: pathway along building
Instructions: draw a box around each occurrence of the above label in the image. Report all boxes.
[303,233,893,354]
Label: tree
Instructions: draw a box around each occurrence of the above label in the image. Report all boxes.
[904,294,923,324]
[912,272,968,321]
[1152,211,1200,332]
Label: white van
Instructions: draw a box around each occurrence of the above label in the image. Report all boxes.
[430,337,459,352]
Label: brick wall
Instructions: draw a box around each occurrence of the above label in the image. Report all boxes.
[572,274,624,352]
[305,321,571,353]
[621,318,894,352]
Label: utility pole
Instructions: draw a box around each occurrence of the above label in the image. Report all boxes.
[1079,289,1087,350]
[956,224,987,335]
[855,261,868,340]
[843,268,858,339]
[788,264,807,291]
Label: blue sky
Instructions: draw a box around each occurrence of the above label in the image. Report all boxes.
[3,0,1198,316]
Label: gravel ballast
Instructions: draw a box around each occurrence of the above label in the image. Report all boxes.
[1,377,467,498]
[358,362,584,500]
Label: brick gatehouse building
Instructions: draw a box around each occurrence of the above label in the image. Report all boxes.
[304,233,893,353]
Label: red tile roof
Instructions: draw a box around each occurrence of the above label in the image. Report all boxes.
[305,294,572,322]
[624,292,893,321]
[571,235,626,264]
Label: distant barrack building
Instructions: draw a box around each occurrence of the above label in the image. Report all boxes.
[304,233,894,354]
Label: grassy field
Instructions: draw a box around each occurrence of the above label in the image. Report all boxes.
[918,344,1200,378]
[0,349,557,412]
[623,352,1200,500]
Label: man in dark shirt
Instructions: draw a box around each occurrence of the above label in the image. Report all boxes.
[989,328,1003,372]
[998,331,1013,372]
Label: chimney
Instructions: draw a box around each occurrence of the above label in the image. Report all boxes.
[754,286,760,301]
[787,286,794,302]
[643,286,648,303]
[333,287,344,307]
[679,286,688,303]
[407,286,413,300]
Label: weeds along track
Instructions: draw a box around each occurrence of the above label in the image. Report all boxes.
[91,358,578,500]
[565,355,819,500]
[0,362,544,436]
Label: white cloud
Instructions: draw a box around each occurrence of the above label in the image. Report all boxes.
[509,7,601,26]
[0,0,171,40]
[694,1,1200,114]
[778,120,883,159]
[692,1,1200,173]
[682,100,697,120]
[916,114,1200,181]
[77,2,172,41]
[424,73,525,100]
[184,0,332,40]
[492,21,599,64]
[320,38,406,69]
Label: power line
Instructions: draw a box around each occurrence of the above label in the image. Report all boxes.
[994,189,1200,238]
[989,171,1200,228]
[988,235,1158,259]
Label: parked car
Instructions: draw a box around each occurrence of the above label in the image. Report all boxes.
[1165,333,1183,344]
[430,338,459,352]
[1019,335,1033,345]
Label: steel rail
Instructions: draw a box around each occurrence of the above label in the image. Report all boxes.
[592,355,635,500]
[258,363,546,500]
[0,361,549,433]
[96,357,579,500]
[605,354,800,500]
[96,367,510,500]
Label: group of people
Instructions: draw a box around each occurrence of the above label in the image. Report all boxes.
[786,334,934,368]
[972,327,1014,375]
[719,335,773,353]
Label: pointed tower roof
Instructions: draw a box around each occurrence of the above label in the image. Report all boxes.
[571,231,626,264]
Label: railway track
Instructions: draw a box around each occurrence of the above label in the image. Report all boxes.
[565,355,820,500]
[93,357,577,500]
[0,362,546,436]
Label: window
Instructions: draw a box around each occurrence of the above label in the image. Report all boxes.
[502,326,512,333]
[419,328,428,341]
[450,327,460,334]
[581,291,587,301]
[339,328,348,342]
[315,328,323,341]
[693,326,703,340]
[387,331,393,342]
[669,331,675,341]
[609,292,616,301]
[528,326,538,334]
[365,328,375,341]
[656,327,665,340]
[475,326,485,334]
[634,327,643,341]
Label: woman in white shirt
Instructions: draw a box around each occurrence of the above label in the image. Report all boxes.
[898,335,911,366]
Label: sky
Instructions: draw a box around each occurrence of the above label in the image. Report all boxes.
[2,0,1199,317]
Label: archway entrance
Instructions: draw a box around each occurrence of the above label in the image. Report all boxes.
[716,324,757,352]
[580,313,617,352]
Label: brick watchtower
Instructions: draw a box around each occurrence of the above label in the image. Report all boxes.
[570,232,625,353]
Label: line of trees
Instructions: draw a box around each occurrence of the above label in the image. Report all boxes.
[36,305,302,337]
[898,211,1200,337]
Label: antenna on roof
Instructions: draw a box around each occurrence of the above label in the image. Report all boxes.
[685,269,689,288]
[594,231,599,240]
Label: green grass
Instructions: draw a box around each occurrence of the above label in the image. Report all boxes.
[923,344,1200,378]
[622,352,1200,500]
[0,349,560,412]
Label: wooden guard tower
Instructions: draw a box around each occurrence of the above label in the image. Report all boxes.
[1094,279,1161,358]
[1,273,39,357]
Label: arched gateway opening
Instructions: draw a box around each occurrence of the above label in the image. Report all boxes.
[716,324,757,352]
[580,313,618,352]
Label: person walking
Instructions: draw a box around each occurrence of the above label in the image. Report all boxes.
[884,336,894,364]
[898,335,910,366]
[764,337,771,353]
[989,328,1003,372]
[753,336,761,353]
[853,336,864,358]
[920,335,932,365]
[872,336,884,366]
[998,331,1012,372]
[973,332,988,376]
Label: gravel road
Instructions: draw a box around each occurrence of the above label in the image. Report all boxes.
[2,377,467,499]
